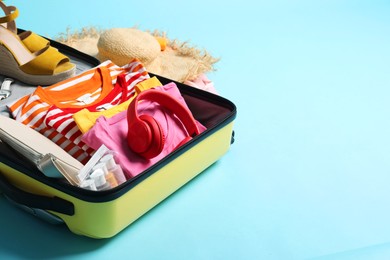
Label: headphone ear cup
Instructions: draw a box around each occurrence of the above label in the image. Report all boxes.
[127,116,153,155]
[138,115,165,159]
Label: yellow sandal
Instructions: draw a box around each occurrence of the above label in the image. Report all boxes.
[0,1,75,85]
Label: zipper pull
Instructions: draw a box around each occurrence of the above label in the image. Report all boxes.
[0,78,14,101]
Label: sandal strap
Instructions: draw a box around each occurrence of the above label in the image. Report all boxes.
[0,2,18,33]
[0,2,51,54]
[20,46,70,75]
[20,31,50,53]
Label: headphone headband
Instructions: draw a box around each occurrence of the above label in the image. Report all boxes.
[128,89,200,137]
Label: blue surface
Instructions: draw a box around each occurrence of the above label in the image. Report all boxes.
[1,0,390,259]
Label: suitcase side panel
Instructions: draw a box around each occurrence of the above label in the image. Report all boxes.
[64,121,234,238]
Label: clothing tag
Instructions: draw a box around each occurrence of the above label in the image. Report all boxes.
[96,103,114,111]
[77,93,94,104]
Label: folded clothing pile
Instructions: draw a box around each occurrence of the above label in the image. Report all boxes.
[5,58,207,190]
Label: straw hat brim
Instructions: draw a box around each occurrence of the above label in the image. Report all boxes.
[56,27,219,83]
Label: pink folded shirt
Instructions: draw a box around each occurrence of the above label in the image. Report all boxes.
[184,73,218,95]
[81,82,206,179]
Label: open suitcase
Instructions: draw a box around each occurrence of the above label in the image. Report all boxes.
[0,32,237,239]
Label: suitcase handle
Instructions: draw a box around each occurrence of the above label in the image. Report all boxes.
[0,173,74,216]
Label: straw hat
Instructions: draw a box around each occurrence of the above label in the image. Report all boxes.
[56,27,219,83]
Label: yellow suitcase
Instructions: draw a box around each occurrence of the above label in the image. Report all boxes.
[0,35,237,239]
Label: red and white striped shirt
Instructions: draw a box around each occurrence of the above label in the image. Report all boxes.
[9,59,149,164]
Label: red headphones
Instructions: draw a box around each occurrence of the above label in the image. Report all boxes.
[127,89,200,159]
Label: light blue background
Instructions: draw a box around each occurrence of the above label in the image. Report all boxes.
[1,0,390,259]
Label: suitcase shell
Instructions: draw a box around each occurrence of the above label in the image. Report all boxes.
[0,34,237,239]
